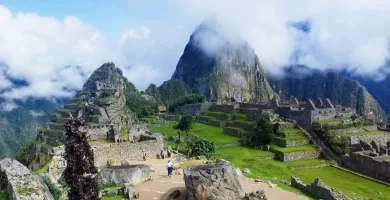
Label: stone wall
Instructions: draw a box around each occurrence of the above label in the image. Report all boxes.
[160,115,181,122]
[197,116,225,128]
[223,127,250,138]
[311,108,337,121]
[274,138,309,148]
[92,139,163,167]
[291,177,349,200]
[348,132,390,145]
[277,122,295,131]
[174,103,212,116]
[342,152,390,183]
[273,150,320,161]
[96,164,150,185]
[86,124,113,141]
[208,104,238,113]
[330,125,378,135]
[278,107,313,130]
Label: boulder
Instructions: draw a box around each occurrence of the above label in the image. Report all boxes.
[243,168,251,174]
[183,159,244,200]
[160,190,181,200]
[0,158,54,200]
[96,164,150,185]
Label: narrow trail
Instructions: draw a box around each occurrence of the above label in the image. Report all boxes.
[98,107,110,122]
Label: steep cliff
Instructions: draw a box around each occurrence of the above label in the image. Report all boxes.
[267,66,385,121]
[172,20,276,102]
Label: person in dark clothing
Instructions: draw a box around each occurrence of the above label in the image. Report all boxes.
[160,150,165,159]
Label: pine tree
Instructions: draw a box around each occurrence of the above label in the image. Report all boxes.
[64,115,100,200]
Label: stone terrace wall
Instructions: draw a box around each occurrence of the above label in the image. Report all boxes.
[174,103,212,116]
[349,132,390,145]
[223,127,250,138]
[342,152,390,183]
[330,125,378,135]
[208,104,238,113]
[291,177,349,200]
[92,139,163,167]
[311,108,337,121]
[273,150,320,161]
[239,103,269,109]
[274,138,309,148]
[278,107,313,130]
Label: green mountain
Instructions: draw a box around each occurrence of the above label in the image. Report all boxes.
[19,62,140,170]
[267,66,385,121]
[172,20,276,102]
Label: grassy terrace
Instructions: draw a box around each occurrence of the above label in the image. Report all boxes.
[215,146,390,199]
[150,122,241,145]
[342,131,386,137]
[315,116,350,123]
[270,145,317,153]
[275,135,306,141]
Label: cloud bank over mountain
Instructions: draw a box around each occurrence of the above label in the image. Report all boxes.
[1,0,390,109]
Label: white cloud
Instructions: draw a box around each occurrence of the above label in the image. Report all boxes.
[2,0,390,110]
[29,110,46,117]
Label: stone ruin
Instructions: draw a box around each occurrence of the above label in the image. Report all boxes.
[183,159,245,200]
[291,177,349,200]
[96,164,150,186]
[341,139,390,183]
[0,158,54,200]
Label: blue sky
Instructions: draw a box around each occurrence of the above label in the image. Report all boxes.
[1,0,390,110]
[0,0,183,35]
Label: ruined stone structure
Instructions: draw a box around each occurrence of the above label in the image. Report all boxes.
[85,124,119,141]
[173,102,212,116]
[92,132,164,167]
[291,177,349,200]
[342,140,390,183]
[0,158,54,200]
[96,164,150,185]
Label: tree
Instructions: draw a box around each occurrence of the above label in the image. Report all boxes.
[251,113,279,146]
[178,115,194,138]
[64,115,100,200]
[186,135,215,159]
[16,142,37,167]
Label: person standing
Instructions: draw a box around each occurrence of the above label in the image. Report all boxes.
[160,150,165,160]
[167,160,173,177]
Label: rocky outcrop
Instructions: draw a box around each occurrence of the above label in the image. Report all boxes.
[0,158,54,200]
[172,19,276,102]
[96,164,150,185]
[183,159,244,200]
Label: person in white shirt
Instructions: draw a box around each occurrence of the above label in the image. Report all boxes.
[167,160,173,177]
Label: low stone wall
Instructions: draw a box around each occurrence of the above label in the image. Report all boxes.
[258,155,275,160]
[274,138,309,148]
[92,139,164,167]
[341,152,390,183]
[223,127,250,138]
[348,132,390,145]
[161,115,181,121]
[208,104,238,113]
[216,143,242,149]
[291,177,349,200]
[330,125,378,135]
[174,103,212,116]
[273,150,320,161]
[277,122,295,131]
[96,164,150,185]
[197,117,225,128]
[228,121,253,130]
[288,163,330,170]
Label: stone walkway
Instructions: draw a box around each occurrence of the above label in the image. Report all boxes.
[129,156,308,200]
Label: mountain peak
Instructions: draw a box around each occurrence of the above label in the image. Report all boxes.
[82,62,124,92]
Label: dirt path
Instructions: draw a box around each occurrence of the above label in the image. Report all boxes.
[129,156,308,200]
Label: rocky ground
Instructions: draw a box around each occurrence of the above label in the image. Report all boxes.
[130,155,308,200]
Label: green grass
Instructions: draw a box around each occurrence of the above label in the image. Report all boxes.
[342,131,385,137]
[275,135,306,141]
[215,146,390,200]
[280,128,301,134]
[0,192,6,200]
[33,159,50,174]
[214,146,274,158]
[285,158,330,168]
[101,195,125,200]
[150,122,241,145]
[270,145,317,153]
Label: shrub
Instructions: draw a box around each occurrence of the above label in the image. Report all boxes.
[250,114,279,146]
[42,175,62,200]
[186,135,215,159]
